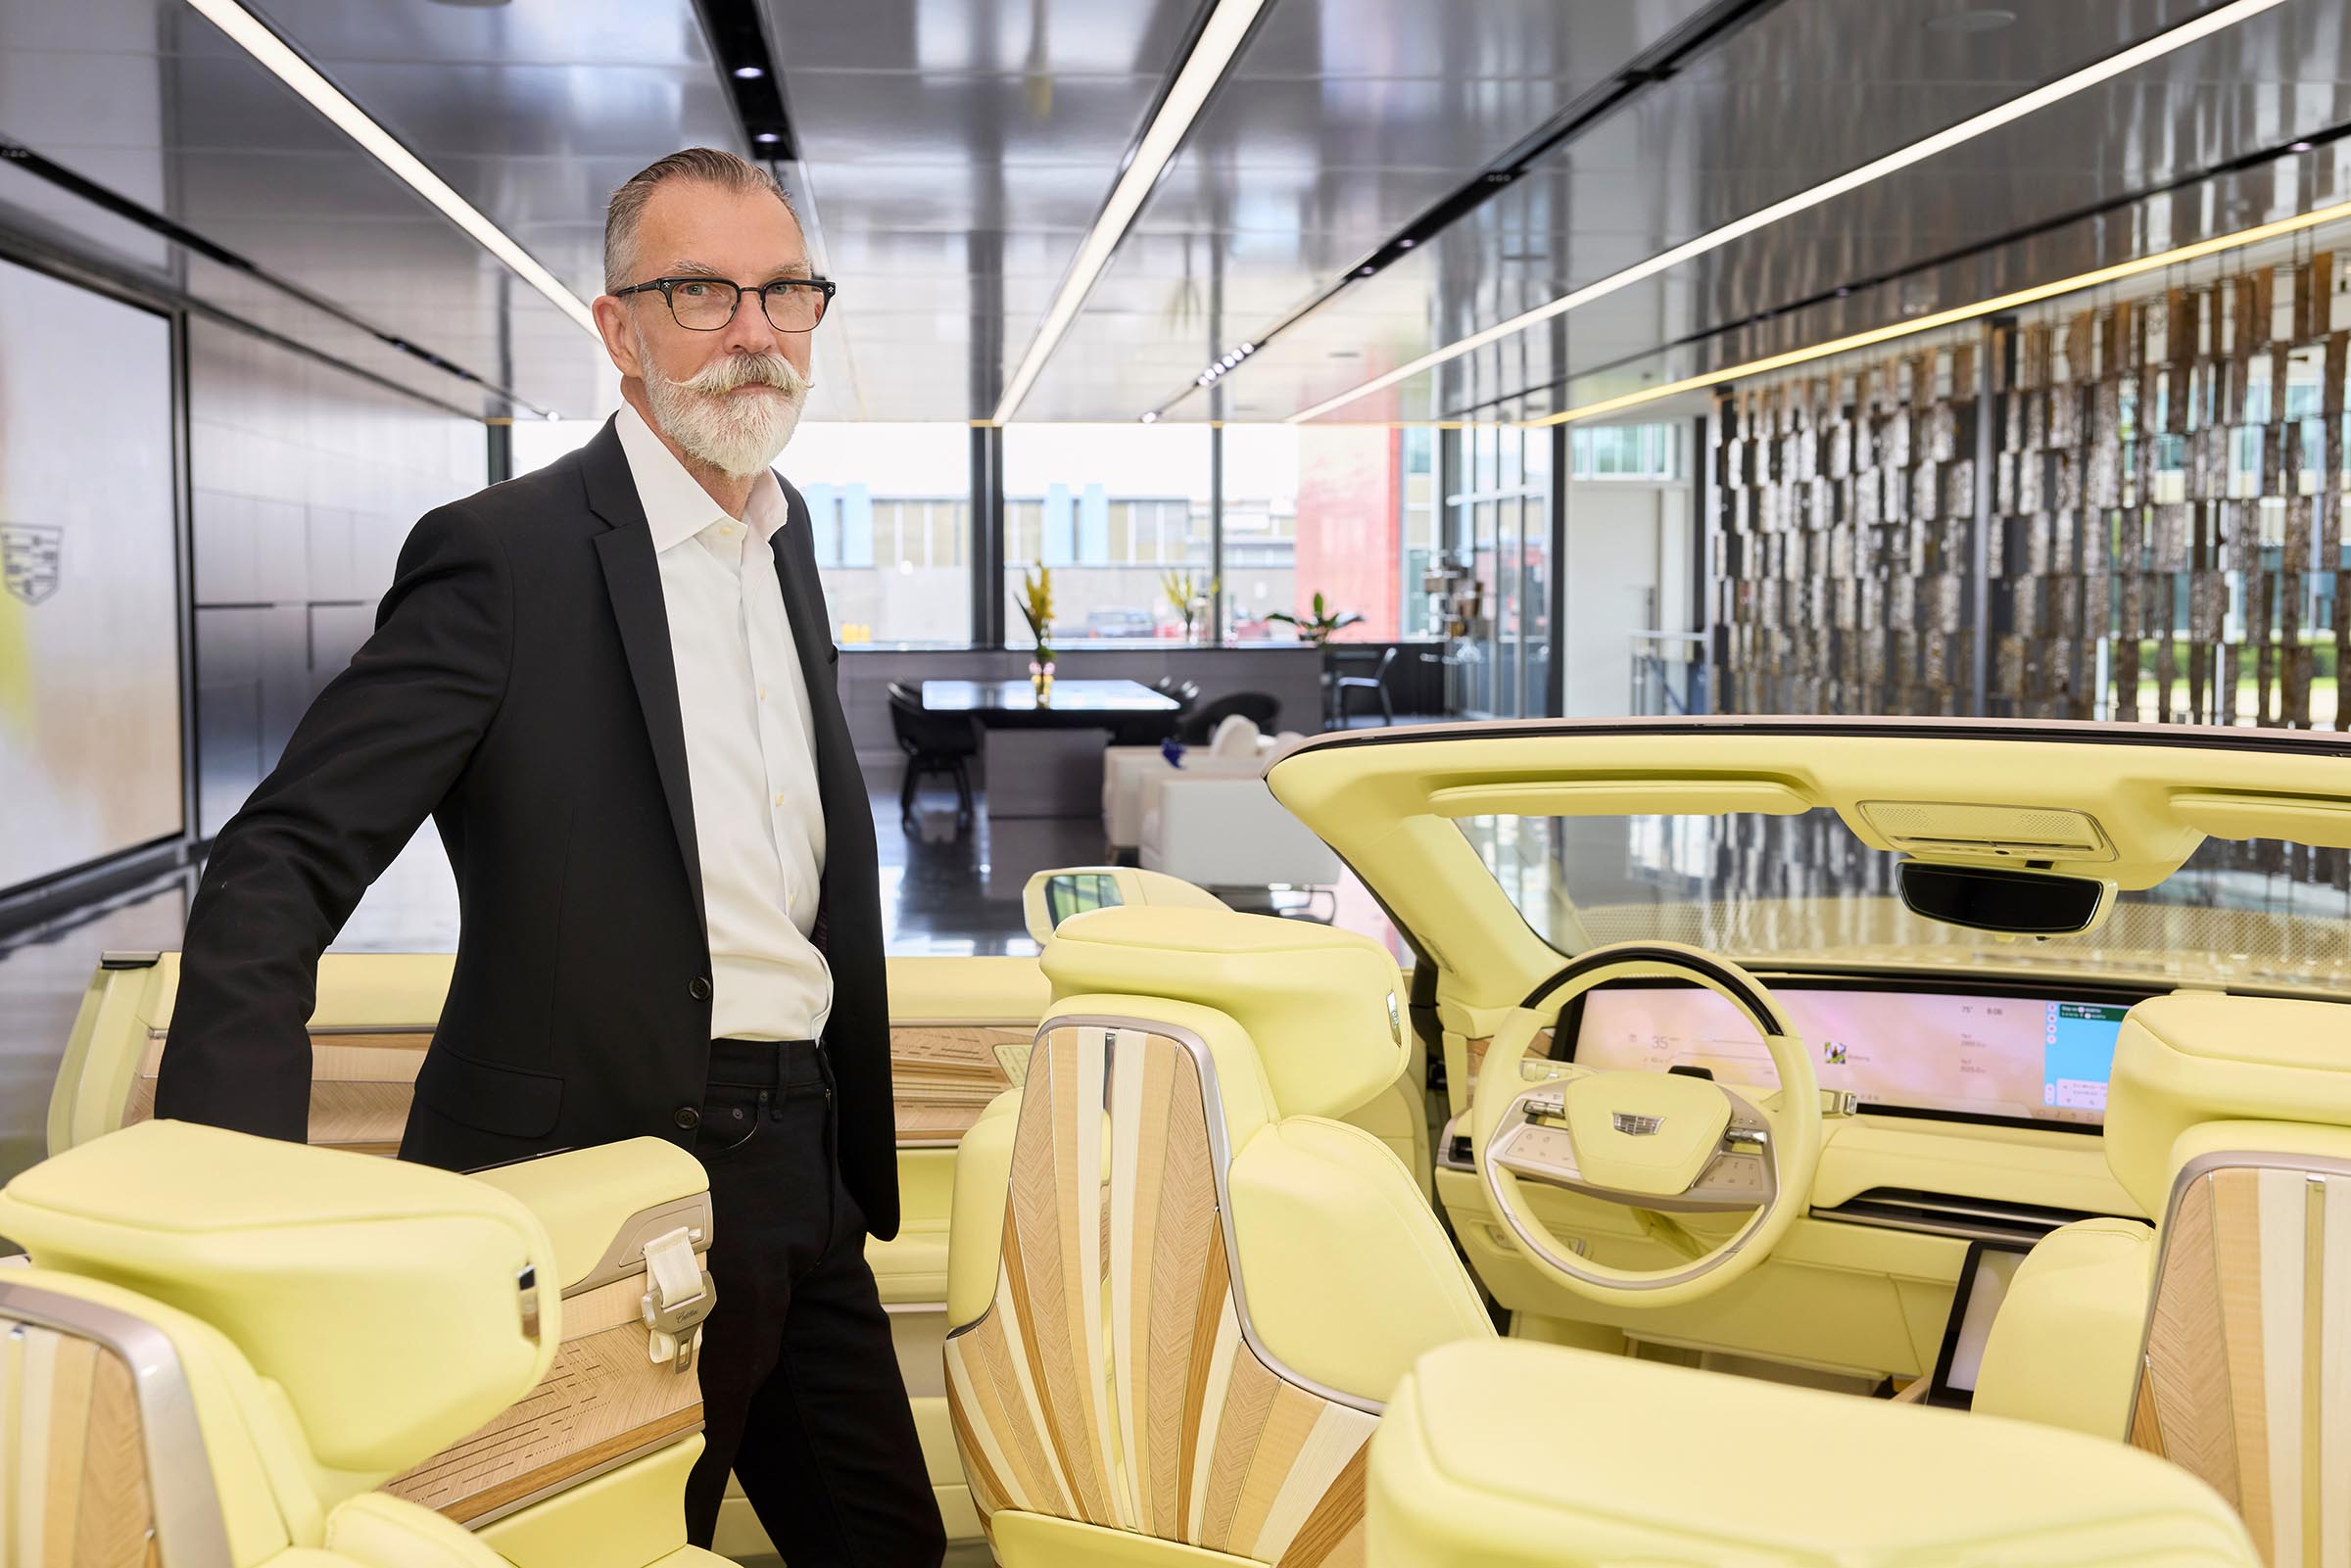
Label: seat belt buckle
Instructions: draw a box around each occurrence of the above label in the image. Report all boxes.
[639,1225,716,1375]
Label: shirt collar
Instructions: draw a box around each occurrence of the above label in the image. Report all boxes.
[615,401,790,554]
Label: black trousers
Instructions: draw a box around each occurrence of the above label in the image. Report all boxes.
[681,1039,946,1565]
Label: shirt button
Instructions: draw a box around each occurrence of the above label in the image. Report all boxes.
[673,1106,701,1130]
[688,975,712,1001]
[773,791,786,807]
[759,687,768,702]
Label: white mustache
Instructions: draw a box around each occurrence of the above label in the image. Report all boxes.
[671,352,810,399]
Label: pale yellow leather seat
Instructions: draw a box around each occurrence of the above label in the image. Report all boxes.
[943,906,1493,1567]
[0,1120,726,1568]
[1975,993,2351,1562]
[1372,1339,2260,1566]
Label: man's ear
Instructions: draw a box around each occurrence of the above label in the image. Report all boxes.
[593,295,643,378]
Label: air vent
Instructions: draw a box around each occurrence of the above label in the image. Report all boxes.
[1856,800,2114,862]
[1813,1187,2111,1243]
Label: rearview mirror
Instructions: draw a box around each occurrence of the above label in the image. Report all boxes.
[1896,860,2113,936]
[1020,867,1230,944]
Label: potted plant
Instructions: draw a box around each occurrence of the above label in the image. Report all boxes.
[1268,592,1364,647]
[1161,568,1220,642]
[1018,565,1056,698]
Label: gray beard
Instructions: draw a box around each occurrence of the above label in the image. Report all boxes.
[637,335,811,478]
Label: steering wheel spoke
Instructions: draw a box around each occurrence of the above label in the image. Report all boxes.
[1492,1079,1778,1213]
[1470,940,1824,1307]
[1673,1086,1778,1211]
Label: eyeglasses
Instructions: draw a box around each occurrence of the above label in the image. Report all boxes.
[612,275,836,333]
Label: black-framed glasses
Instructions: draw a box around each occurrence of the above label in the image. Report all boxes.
[613,275,836,333]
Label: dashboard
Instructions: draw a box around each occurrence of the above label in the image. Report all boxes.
[1566,983,2135,1128]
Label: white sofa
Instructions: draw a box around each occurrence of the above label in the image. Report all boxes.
[1127,720,1340,889]
[1101,715,1288,852]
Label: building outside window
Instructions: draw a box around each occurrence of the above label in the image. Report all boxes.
[508,416,974,647]
[508,416,1438,657]
[787,423,972,647]
[1569,422,1683,482]
[1443,425,1554,719]
[1223,424,1437,642]
[1003,423,1214,643]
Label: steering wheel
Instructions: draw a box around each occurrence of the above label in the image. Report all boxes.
[1471,940,1821,1307]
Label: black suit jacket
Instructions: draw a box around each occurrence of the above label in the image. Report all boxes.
[156,416,900,1239]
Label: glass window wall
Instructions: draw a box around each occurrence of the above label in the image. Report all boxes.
[1443,425,1554,718]
[507,414,1450,668]
[505,416,974,647]
[1002,424,1213,644]
[1221,424,1439,643]
[789,423,972,647]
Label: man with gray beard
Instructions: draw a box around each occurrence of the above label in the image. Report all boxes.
[157,149,944,1564]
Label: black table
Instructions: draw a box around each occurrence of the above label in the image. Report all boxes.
[920,679,1179,819]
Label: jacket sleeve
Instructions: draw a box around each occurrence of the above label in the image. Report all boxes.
[155,502,513,1140]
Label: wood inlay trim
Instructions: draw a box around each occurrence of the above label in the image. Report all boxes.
[437,1405,702,1525]
[383,1276,703,1524]
[1276,1444,1368,1568]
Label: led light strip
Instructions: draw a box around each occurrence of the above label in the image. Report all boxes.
[1288,0,2290,425]
[185,0,600,338]
[991,0,1271,425]
[1522,191,2351,429]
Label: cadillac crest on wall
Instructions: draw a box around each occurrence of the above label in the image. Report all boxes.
[1,522,61,606]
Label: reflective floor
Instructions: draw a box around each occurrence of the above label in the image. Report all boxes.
[0,785,1403,1190]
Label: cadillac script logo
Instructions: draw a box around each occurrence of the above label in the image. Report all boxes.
[2,523,62,606]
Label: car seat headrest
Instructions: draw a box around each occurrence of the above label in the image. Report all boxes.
[2105,993,2351,1213]
[1042,906,1408,1117]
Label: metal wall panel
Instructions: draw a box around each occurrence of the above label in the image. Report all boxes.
[188,319,485,838]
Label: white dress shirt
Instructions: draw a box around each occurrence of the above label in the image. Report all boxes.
[617,403,831,1042]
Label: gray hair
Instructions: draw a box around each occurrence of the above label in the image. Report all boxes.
[603,148,798,292]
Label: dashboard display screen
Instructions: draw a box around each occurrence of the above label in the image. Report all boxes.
[1569,987,2133,1126]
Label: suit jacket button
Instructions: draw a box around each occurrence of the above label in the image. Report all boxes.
[689,975,713,1001]
[674,1106,701,1130]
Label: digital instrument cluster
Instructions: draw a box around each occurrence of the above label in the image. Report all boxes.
[1569,987,2133,1126]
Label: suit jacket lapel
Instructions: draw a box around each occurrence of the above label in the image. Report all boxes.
[582,418,705,926]
[767,484,859,884]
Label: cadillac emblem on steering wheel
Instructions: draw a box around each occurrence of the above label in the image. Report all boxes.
[1611,1112,1665,1136]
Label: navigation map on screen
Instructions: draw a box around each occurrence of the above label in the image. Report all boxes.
[1570,988,2132,1125]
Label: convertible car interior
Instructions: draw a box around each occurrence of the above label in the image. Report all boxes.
[5,716,2345,1566]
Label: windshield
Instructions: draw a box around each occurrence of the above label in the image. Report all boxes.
[1461,808,2351,992]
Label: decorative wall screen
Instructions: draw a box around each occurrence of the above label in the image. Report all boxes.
[1709,250,2349,732]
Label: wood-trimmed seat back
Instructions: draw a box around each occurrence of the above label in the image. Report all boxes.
[0,1266,563,1568]
[1981,993,2351,1562]
[1,1294,174,1566]
[945,1020,1377,1565]
[2132,1151,2351,1566]
[0,1264,318,1568]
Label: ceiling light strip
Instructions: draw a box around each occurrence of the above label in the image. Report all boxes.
[1289,0,2289,425]
[1524,192,2351,429]
[184,0,600,338]
[991,0,1271,425]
